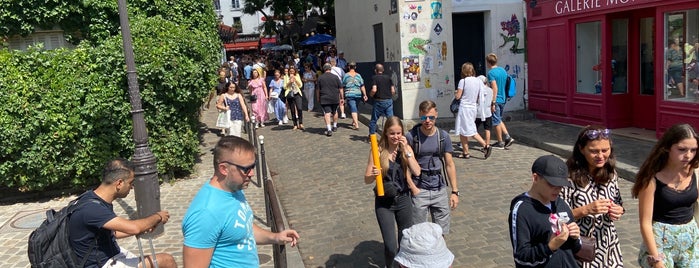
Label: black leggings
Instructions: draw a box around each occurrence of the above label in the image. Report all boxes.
[288,93,303,125]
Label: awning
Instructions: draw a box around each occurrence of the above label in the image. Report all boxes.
[260,37,276,45]
[224,41,258,51]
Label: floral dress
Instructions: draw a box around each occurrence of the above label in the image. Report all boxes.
[561,174,624,267]
[248,78,268,123]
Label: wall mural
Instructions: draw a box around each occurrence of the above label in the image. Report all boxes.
[408,38,431,55]
[499,14,525,54]
[403,56,421,83]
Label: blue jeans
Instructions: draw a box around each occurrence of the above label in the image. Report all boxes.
[369,99,394,134]
[375,194,413,268]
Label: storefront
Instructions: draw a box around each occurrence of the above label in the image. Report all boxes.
[525,0,699,136]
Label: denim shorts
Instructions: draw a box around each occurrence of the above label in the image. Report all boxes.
[492,103,505,126]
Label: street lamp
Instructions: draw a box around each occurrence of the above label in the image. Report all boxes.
[116,0,163,237]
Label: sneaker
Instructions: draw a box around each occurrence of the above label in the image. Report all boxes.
[504,138,515,148]
[340,113,347,119]
[325,130,333,137]
[278,121,283,126]
[260,123,265,127]
[492,141,506,150]
[483,145,493,159]
[255,124,259,129]
[332,126,338,132]
[283,117,288,124]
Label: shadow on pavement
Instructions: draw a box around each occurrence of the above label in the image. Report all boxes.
[322,240,385,268]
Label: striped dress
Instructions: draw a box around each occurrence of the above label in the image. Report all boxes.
[561,174,624,268]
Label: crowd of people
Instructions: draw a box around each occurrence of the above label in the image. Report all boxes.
[207,45,356,136]
[58,47,699,268]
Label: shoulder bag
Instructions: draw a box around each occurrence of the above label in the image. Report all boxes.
[216,96,230,128]
[575,236,596,262]
[449,98,460,114]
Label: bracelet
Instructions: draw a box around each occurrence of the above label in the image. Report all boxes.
[155,213,163,222]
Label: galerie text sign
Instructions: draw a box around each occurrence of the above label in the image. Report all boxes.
[554,0,637,15]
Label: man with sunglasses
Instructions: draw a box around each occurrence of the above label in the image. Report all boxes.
[182,136,299,267]
[406,100,459,235]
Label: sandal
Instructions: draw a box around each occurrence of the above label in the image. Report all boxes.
[459,153,471,159]
[352,122,359,130]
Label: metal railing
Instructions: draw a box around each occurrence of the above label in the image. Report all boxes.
[257,135,287,268]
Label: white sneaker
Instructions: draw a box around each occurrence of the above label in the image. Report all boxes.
[340,113,347,119]
[260,123,265,127]
[283,117,288,124]
[278,121,283,125]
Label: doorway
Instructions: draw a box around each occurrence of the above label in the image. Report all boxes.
[452,12,486,88]
[605,10,656,130]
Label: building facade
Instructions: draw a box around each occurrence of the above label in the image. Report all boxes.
[525,0,699,136]
[335,0,526,120]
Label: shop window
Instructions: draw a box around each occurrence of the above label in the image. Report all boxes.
[611,19,628,94]
[213,0,221,11]
[576,21,601,94]
[664,9,699,102]
[640,18,655,96]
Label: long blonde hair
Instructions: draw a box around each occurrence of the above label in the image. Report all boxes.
[378,116,409,178]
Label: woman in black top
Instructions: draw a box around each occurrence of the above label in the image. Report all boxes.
[632,124,699,268]
[364,116,421,268]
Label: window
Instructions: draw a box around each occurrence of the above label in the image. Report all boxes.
[664,9,699,102]
[213,0,221,10]
[576,21,601,94]
[7,31,74,51]
[233,17,242,33]
[231,0,240,9]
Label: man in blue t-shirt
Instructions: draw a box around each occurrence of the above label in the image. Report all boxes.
[68,159,176,268]
[182,136,300,267]
[486,53,515,150]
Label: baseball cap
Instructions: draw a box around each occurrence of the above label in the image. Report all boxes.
[531,155,570,187]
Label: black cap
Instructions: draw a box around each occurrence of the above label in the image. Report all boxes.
[531,155,571,187]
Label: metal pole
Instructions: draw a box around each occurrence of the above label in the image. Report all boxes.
[259,135,270,224]
[117,0,162,237]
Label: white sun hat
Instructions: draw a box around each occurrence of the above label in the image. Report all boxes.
[394,222,454,268]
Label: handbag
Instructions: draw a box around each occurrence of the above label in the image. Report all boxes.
[267,100,275,115]
[216,98,230,128]
[249,94,257,102]
[575,236,597,262]
[449,98,460,114]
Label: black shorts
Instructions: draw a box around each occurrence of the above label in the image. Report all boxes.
[475,117,492,131]
[321,104,339,115]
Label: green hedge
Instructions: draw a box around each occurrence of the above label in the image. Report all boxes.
[0,2,220,191]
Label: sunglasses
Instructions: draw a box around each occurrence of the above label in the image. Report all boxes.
[584,129,611,139]
[420,115,436,121]
[219,160,256,174]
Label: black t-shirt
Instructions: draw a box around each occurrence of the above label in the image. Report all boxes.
[372,74,393,99]
[68,191,120,268]
[317,72,342,105]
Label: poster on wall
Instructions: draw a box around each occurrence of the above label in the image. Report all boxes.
[402,56,420,83]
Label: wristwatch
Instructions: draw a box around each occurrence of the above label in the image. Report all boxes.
[451,191,460,196]
[406,152,413,158]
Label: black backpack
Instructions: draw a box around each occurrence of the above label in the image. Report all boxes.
[27,192,99,268]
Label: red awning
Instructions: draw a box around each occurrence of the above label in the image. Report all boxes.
[260,37,276,45]
[224,41,258,51]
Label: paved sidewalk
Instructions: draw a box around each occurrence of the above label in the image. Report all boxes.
[0,105,300,267]
[0,100,658,268]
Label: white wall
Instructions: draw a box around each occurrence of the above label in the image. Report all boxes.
[217,0,270,34]
[453,0,527,112]
[336,0,526,120]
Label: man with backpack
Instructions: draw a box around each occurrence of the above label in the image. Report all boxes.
[486,53,515,150]
[406,100,459,235]
[67,159,176,268]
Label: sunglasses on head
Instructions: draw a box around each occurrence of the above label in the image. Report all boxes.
[219,160,256,174]
[420,115,436,121]
[584,129,611,139]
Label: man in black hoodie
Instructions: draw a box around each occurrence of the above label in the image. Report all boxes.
[509,155,582,268]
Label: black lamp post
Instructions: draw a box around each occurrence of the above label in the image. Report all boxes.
[117,0,163,237]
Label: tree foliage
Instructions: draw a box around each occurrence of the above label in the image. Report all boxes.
[243,0,334,36]
[0,0,221,191]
